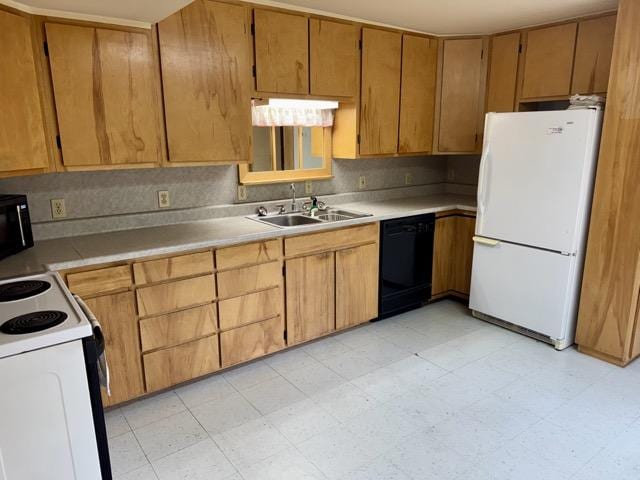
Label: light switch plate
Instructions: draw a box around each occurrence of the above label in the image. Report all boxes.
[237,185,247,201]
[50,198,66,219]
[158,190,170,208]
[305,181,313,194]
[358,176,367,190]
[405,173,413,185]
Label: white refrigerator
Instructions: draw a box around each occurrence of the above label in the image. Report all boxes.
[469,108,602,350]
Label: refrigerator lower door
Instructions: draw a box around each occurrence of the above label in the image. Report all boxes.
[469,239,576,340]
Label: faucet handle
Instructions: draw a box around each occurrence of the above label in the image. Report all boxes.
[257,206,268,217]
[275,204,286,214]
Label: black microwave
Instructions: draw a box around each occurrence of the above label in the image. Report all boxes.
[0,195,34,260]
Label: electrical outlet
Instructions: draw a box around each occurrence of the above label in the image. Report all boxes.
[358,176,367,190]
[237,185,247,201]
[158,190,170,208]
[50,199,66,219]
[405,173,413,185]
[305,181,313,194]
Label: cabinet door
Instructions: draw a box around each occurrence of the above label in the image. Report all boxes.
[45,23,163,168]
[336,243,379,329]
[571,15,617,95]
[84,292,144,407]
[452,216,476,295]
[285,252,335,344]
[437,38,485,153]
[521,23,577,99]
[432,216,456,295]
[398,35,438,154]
[0,10,48,175]
[310,18,358,97]
[360,28,402,155]
[486,32,520,113]
[254,9,309,94]
[159,1,252,163]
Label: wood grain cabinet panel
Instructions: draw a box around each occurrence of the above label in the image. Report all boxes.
[0,10,49,176]
[66,265,132,297]
[218,287,281,330]
[571,15,617,95]
[254,9,309,95]
[139,304,217,352]
[452,216,475,295]
[432,216,456,296]
[336,243,379,329]
[136,274,215,317]
[216,239,281,270]
[398,35,438,154]
[285,252,335,344]
[486,32,521,113]
[220,316,285,367]
[45,23,163,168]
[285,223,378,257]
[158,1,252,163]
[437,38,485,153]
[84,292,143,406]
[143,336,219,391]
[133,251,213,285]
[359,28,402,155]
[309,18,358,97]
[217,261,282,298]
[521,23,577,99]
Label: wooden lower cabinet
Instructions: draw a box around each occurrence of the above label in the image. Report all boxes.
[139,304,217,352]
[84,292,144,407]
[143,335,219,392]
[432,214,476,297]
[220,316,285,367]
[286,252,335,344]
[336,243,379,329]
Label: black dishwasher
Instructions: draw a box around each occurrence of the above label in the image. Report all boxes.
[378,213,435,319]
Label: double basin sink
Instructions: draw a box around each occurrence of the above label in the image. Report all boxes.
[249,207,371,228]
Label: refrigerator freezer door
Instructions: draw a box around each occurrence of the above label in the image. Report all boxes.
[469,239,576,340]
[476,110,601,253]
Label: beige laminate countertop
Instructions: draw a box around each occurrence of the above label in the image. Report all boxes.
[0,194,476,279]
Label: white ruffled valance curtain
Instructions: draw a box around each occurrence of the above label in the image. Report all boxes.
[252,103,335,127]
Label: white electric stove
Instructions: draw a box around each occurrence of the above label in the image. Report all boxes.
[0,271,109,479]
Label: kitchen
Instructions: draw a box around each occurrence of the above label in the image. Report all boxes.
[0,0,639,479]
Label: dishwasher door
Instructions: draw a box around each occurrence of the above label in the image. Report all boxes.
[379,214,435,318]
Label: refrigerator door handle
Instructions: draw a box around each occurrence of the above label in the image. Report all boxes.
[472,236,500,246]
[476,142,491,229]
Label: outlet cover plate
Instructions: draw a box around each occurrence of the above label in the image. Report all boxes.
[305,181,313,194]
[50,198,66,219]
[358,176,367,190]
[405,173,413,185]
[237,185,247,201]
[158,190,170,208]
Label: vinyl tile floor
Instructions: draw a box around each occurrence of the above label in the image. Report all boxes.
[106,300,640,480]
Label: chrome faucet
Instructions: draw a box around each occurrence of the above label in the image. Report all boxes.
[290,183,297,212]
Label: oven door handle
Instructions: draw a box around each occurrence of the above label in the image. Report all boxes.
[16,205,26,247]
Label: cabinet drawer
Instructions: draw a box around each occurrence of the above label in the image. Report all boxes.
[66,265,132,297]
[285,223,378,257]
[216,239,281,270]
[218,287,281,330]
[143,336,219,391]
[217,261,281,298]
[136,274,215,317]
[220,316,284,367]
[133,251,213,285]
[140,304,217,352]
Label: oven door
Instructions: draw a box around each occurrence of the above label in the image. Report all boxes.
[0,199,33,259]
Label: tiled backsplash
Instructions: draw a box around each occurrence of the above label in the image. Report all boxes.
[0,155,477,240]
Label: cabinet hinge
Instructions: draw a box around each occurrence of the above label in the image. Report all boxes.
[55,135,62,149]
[43,41,49,57]
[480,48,484,60]
[252,65,256,78]
[474,133,478,144]
[518,44,523,53]
[358,39,362,50]
[250,22,255,36]
[357,134,360,144]
[283,330,288,342]
[282,264,286,277]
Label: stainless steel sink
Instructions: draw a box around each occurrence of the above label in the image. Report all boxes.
[255,214,322,227]
[248,207,371,228]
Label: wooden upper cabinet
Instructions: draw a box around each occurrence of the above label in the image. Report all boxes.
[254,9,309,94]
[45,23,163,168]
[158,0,252,163]
[436,38,486,153]
[309,18,358,97]
[521,23,577,99]
[398,35,438,154]
[360,28,402,156]
[571,15,617,95]
[486,32,520,113]
[0,10,49,176]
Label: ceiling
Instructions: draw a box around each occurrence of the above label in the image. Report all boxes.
[2,0,618,33]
